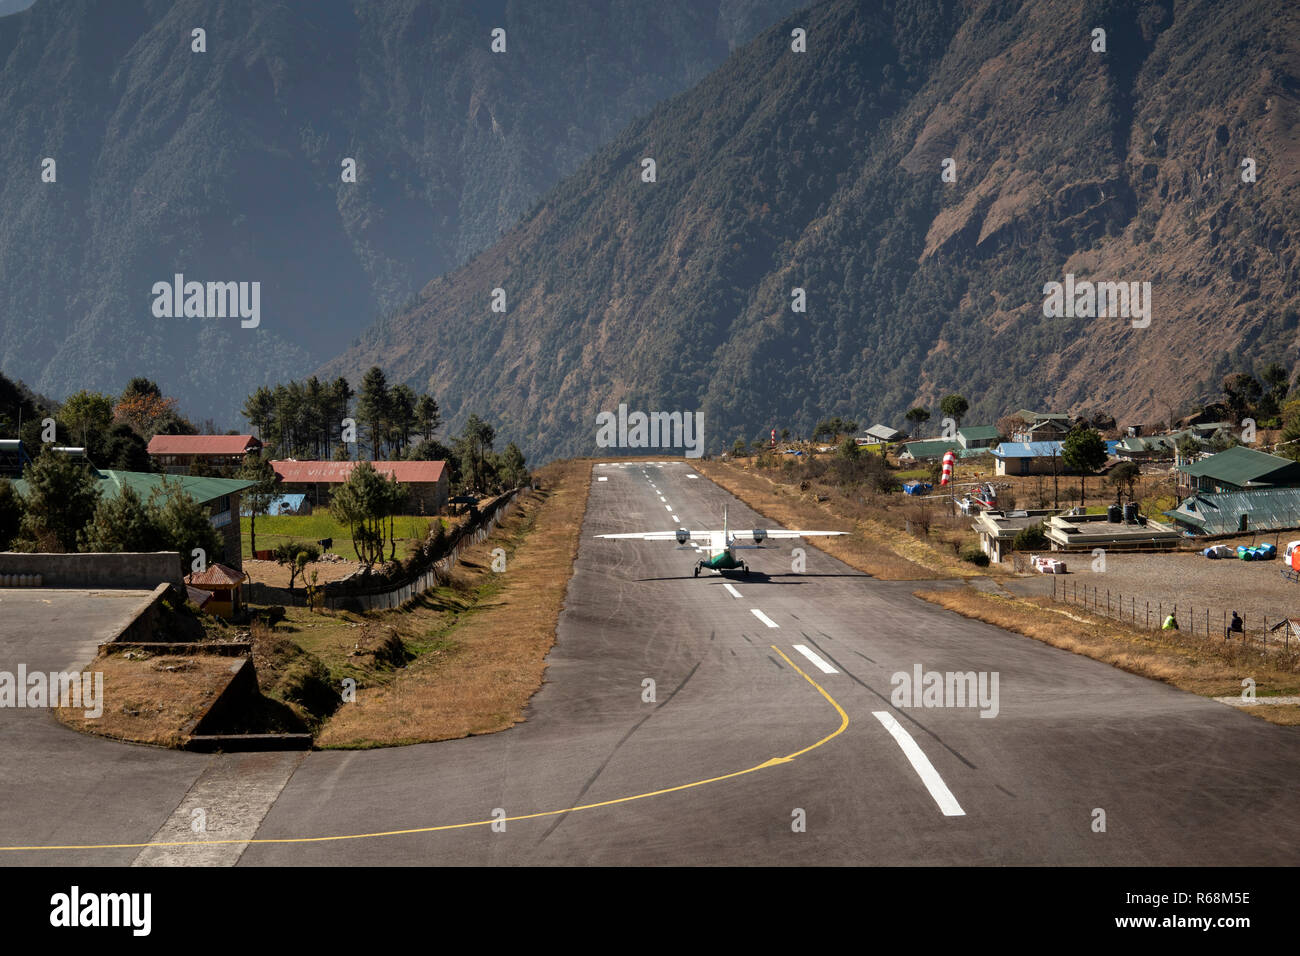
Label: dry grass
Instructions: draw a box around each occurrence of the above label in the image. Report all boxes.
[314,459,589,747]
[54,653,239,747]
[914,585,1300,727]
[696,459,976,580]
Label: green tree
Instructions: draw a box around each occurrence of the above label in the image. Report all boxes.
[456,414,496,492]
[497,442,530,488]
[939,394,969,428]
[273,541,320,594]
[838,436,862,460]
[58,390,114,448]
[415,394,442,441]
[1277,399,1300,460]
[1107,461,1141,506]
[241,385,276,445]
[16,450,100,551]
[1222,372,1262,423]
[1258,362,1289,419]
[1175,433,1202,463]
[329,460,402,572]
[387,384,418,456]
[0,479,24,550]
[78,487,161,552]
[904,406,930,436]
[150,480,222,575]
[238,452,280,556]
[1062,426,1107,505]
[356,366,391,460]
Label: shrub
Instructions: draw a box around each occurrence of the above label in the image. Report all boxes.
[1012,522,1047,550]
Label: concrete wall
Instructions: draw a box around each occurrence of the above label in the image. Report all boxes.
[0,551,182,589]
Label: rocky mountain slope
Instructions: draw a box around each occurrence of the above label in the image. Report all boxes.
[0,0,801,420]
[324,0,1300,462]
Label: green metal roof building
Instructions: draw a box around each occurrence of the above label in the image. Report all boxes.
[12,469,253,506]
[12,469,254,570]
[1177,446,1300,493]
[1166,487,1300,536]
[898,440,988,461]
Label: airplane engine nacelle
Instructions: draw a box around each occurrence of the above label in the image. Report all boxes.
[752,529,767,544]
[675,528,690,544]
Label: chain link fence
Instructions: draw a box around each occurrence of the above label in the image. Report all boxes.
[1049,574,1297,652]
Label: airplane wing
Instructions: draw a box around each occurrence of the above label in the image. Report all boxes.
[595,531,695,540]
[752,530,846,538]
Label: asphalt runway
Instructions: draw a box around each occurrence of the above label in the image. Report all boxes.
[3,462,1300,865]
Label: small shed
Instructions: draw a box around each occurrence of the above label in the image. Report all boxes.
[185,563,247,619]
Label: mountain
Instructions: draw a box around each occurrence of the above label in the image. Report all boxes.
[0,0,803,421]
[323,0,1300,463]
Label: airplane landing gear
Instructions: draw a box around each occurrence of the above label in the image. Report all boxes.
[742,563,750,577]
[693,563,700,577]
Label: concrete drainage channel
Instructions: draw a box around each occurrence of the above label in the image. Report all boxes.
[179,658,313,752]
[96,587,314,753]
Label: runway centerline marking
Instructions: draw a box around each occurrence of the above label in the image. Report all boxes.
[665,505,672,512]
[671,515,679,523]
[792,644,837,674]
[0,654,849,853]
[750,608,779,628]
[723,583,742,599]
[872,711,965,817]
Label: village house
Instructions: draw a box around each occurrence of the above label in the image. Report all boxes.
[1177,445,1300,494]
[11,469,253,571]
[862,424,907,444]
[147,434,262,475]
[271,459,450,514]
[1010,411,1073,443]
[1167,487,1300,537]
[956,425,1000,451]
[990,441,1066,476]
[970,509,1059,563]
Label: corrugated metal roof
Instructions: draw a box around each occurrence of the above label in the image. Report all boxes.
[864,424,906,442]
[147,434,261,455]
[1166,487,1300,535]
[272,459,446,484]
[1178,445,1300,486]
[186,563,245,587]
[958,425,1000,441]
[992,441,1064,458]
[12,469,253,504]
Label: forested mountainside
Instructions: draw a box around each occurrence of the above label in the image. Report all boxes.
[325,0,1299,462]
[0,0,801,422]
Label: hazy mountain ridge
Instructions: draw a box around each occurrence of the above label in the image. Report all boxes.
[324,0,1300,462]
[0,0,804,421]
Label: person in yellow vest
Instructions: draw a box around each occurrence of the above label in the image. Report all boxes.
[1162,607,1179,630]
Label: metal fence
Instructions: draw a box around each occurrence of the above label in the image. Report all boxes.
[1049,575,1296,652]
[246,489,524,612]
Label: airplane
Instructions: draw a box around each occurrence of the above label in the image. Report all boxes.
[595,505,846,577]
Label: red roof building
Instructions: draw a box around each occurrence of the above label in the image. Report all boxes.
[148,434,262,475]
[271,460,449,514]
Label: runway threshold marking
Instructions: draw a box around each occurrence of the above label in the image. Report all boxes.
[722,583,742,599]
[791,644,837,674]
[750,608,779,628]
[872,711,965,817]
[0,653,848,853]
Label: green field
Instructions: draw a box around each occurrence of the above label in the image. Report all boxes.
[241,513,440,562]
